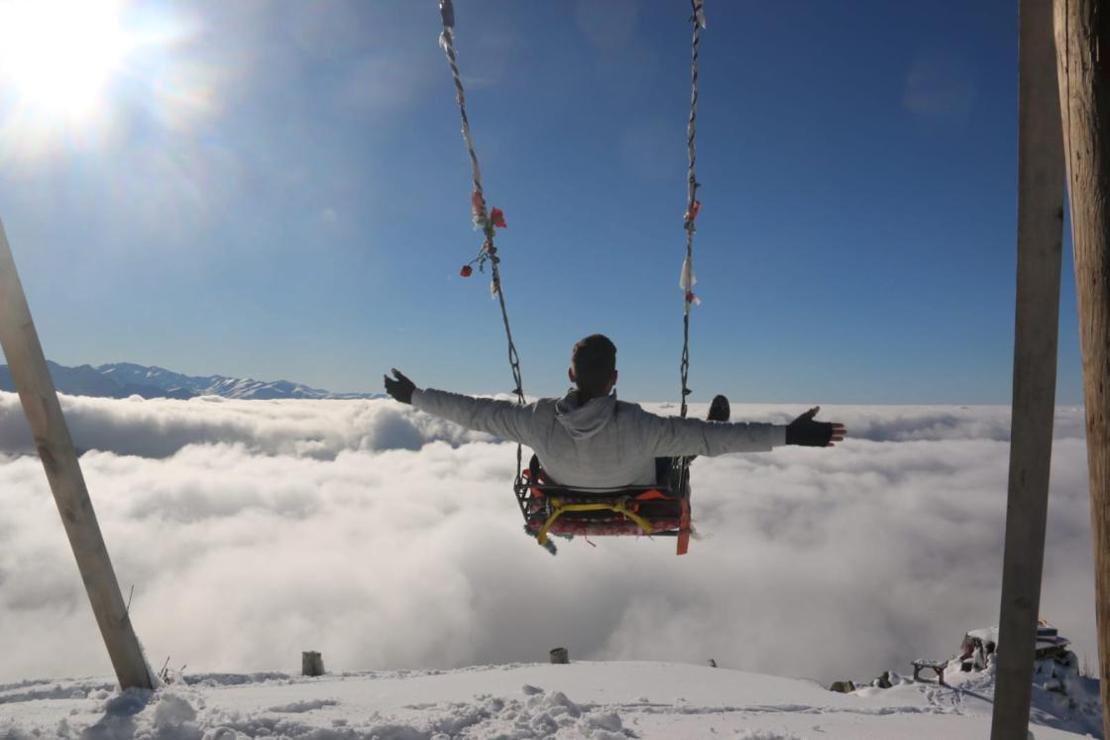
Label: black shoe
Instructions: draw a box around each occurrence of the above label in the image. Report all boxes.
[708,394,730,422]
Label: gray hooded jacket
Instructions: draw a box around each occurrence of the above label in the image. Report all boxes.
[412,388,786,489]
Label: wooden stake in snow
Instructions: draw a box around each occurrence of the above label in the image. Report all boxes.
[1054,0,1110,734]
[0,220,153,690]
[302,651,325,677]
[990,0,1066,737]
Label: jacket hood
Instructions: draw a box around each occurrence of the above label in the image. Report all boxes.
[554,389,617,440]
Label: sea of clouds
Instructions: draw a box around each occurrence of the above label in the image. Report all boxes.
[0,391,1094,686]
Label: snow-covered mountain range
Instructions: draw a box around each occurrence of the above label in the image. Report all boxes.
[0,361,379,401]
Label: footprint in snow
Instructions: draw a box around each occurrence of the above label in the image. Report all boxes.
[267,699,339,713]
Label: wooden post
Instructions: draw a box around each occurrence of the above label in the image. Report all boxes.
[1054,1,1110,735]
[990,0,1066,737]
[0,220,153,690]
[301,651,324,677]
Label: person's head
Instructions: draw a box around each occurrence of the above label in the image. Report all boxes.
[569,334,617,397]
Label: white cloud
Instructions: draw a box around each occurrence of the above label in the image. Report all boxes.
[0,393,1094,687]
[0,393,482,459]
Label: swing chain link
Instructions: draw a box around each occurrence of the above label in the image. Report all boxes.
[679,0,704,421]
[438,0,527,485]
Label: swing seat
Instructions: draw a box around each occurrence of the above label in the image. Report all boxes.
[514,456,692,555]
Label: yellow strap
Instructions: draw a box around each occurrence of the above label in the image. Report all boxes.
[537,498,656,546]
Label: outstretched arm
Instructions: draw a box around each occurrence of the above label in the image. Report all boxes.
[384,369,536,445]
[647,413,785,458]
[645,405,846,457]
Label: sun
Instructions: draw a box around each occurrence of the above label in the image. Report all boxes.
[0,0,133,118]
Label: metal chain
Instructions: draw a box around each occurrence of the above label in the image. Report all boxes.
[679,0,705,420]
[437,0,527,481]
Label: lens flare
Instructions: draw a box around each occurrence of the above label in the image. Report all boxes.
[0,0,133,117]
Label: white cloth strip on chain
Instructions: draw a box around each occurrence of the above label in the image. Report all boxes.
[679,0,705,420]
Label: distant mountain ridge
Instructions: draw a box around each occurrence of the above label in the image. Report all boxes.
[0,361,380,401]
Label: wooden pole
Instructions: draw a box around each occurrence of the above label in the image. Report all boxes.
[990,0,1066,736]
[301,651,325,677]
[0,220,153,690]
[1054,1,1110,734]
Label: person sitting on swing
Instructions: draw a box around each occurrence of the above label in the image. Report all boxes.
[383,334,845,489]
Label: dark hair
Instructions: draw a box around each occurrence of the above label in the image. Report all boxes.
[571,334,617,395]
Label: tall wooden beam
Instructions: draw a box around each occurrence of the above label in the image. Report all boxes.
[1054,0,1110,734]
[990,0,1066,736]
[0,220,153,690]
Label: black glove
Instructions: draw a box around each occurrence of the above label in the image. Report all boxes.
[383,369,416,404]
[786,407,834,447]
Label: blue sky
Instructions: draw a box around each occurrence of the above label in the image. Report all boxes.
[0,0,1083,404]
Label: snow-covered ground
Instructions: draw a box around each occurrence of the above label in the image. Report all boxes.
[0,661,1099,739]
